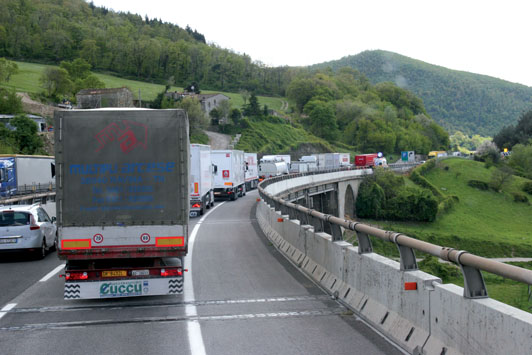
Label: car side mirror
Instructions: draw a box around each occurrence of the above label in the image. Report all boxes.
[51,216,57,223]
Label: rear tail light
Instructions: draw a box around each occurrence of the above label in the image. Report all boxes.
[191,203,201,208]
[161,267,183,277]
[29,214,40,230]
[65,272,88,280]
[227,191,233,194]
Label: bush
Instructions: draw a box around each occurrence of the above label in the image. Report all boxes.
[468,179,490,190]
[355,180,386,219]
[523,181,532,195]
[386,187,439,222]
[512,192,529,204]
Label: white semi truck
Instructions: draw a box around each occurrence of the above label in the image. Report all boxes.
[189,144,215,217]
[212,150,246,201]
[55,109,189,299]
[244,152,259,191]
[258,161,289,180]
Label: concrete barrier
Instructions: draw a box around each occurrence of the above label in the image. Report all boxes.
[256,184,532,355]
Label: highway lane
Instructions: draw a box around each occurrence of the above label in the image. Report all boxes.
[0,191,401,354]
[191,190,401,355]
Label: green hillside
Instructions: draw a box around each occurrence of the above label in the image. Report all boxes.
[235,116,351,155]
[0,61,283,111]
[312,50,532,136]
[371,158,532,258]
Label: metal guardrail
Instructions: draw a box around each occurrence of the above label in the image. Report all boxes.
[258,168,532,299]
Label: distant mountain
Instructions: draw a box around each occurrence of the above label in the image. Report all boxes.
[311,50,532,136]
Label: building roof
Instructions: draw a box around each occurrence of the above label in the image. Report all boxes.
[77,87,132,96]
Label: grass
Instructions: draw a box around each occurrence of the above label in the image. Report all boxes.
[369,158,532,258]
[1,61,283,111]
[236,116,342,154]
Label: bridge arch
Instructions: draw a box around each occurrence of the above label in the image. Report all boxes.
[337,180,361,220]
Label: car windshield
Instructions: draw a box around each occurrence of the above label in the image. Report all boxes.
[0,211,30,226]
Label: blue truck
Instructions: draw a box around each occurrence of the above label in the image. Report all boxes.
[0,155,55,197]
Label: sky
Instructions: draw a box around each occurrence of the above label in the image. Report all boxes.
[90,0,532,87]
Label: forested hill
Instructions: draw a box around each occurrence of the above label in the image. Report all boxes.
[0,0,291,95]
[311,50,532,136]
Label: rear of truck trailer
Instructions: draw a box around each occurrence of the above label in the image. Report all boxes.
[55,109,189,299]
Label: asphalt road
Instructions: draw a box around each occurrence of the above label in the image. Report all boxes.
[0,190,401,355]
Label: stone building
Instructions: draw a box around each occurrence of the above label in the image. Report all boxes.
[76,88,134,109]
[164,92,229,115]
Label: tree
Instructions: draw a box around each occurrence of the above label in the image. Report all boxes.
[243,93,261,117]
[60,58,91,81]
[0,89,23,114]
[217,99,232,123]
[175,97,208,131]
[286,78,316,112]
[39,67,72,98]
[508,143,532,179]
[0,58,18,83]
[9,115,43,154]
[489,165,514,192]
[240,89,250,106]
[304,99,338,142]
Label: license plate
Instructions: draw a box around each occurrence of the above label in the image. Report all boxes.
[102,270,127,277]
[214,192,221,195]
[0,238,17,244]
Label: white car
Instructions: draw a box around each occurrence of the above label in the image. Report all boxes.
[0,204,57,259]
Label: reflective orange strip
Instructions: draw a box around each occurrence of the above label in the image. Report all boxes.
[404,282,417,291]
[156,236,184,247]
[224,182,233,186]
[194,182,199,194]
[61,239,91,250]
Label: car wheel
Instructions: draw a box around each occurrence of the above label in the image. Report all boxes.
[36,238,46,260]
[53,235,58,252]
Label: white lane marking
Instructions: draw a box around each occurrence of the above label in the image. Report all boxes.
[0,303,17,320]
[185,201,225,355]
[39,264,65,282]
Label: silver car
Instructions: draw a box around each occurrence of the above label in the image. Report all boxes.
[0,204,57,259]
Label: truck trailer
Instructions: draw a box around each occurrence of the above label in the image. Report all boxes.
[0,155,55,197]
[355,153,379,167]
[212,150,246,201]
[259,161,289,180]
[55,109,189,299]
[312,153,350,171]
[244,152,259,191]
[189,144,215,217]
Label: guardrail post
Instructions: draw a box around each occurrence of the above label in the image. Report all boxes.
[329,221,343,241]
[389,233,418,271]
[296,209,309,225]
[456,251,488,299]
[355,231,373,254]
[309,213,323,233]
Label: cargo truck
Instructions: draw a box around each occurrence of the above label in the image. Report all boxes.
[189,144,215,217]
[258,161,289,180]
[0,155,55,197]
[212,150,246,201]
[312,153,350,170]
[244,152,259,191]
[55,109,189,299]
[355,153,379,167]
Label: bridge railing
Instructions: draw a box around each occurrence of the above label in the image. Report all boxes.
[258,168,532,299]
